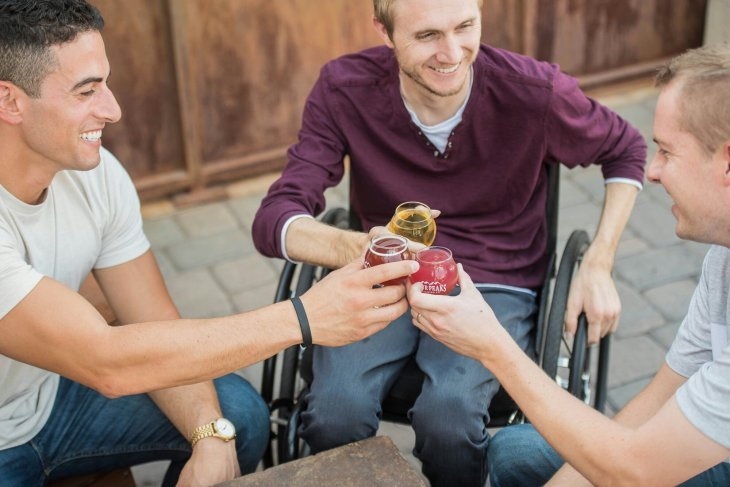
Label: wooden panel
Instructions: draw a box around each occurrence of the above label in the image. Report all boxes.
[481,0,527,52]
[171,0,381,185]
[526,0,707,76]
[88,0,188,198]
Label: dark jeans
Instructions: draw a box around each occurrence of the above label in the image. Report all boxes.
[0,374,269,486]
[489,423,730,486]
[300,288,538,487]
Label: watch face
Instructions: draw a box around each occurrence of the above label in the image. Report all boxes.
[215,418,236,438]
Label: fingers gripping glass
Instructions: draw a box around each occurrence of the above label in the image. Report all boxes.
[409,246,458,295]
[363,235,411,286]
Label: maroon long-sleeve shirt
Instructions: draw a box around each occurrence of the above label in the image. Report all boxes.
[253,45,646,289]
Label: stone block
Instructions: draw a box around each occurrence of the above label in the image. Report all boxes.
[608,335,666,388]
[615,244,704,291]
[166,230,253,270]
[216,436,427,487]
[176,202,240,238]
[166,268,233,318]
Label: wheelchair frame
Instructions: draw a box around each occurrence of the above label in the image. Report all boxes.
[260,164,611,468]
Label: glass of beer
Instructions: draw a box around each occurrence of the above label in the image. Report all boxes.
[410,246,458,295]
[363,235,411,286]
[386,201,436,246]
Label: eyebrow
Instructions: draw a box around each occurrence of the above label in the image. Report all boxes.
[71,77,103,91]
[414,16,478,35]
[70,69,111,91]
[652,137,674,151]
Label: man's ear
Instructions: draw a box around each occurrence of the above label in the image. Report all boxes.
[372,16,395,48]
[0,81,23,125]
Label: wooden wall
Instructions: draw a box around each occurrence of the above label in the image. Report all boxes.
[90,0,707,202]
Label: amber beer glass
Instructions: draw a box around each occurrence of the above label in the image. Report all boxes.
[363,235,411,286]
[386,201,436,246]
[410,246,458,295]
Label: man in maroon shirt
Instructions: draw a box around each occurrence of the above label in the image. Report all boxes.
[252,0,646,485]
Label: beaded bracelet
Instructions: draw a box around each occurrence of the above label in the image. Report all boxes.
[290,296,312,348]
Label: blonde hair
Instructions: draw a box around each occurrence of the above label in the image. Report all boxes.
[656,43,730,155]
[373,0,484,39]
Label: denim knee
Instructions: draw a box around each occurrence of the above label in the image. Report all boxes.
[299,389,381,452]
[488,424,563,487]
[215,374,270,473]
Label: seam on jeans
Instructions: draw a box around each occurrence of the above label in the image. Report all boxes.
[45,444,190,473]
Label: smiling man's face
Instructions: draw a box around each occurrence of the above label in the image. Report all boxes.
[18,31,121,173]
[383,0,482,100]
[648,80,729,245]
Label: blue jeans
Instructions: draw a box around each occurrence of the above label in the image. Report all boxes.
[300,288,537,487]
[0,374,269,486]
[489,423,730,486]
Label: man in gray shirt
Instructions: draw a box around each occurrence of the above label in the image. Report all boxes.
[407,42,730,486]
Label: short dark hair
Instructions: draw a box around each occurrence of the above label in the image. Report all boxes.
[0,0,104,97]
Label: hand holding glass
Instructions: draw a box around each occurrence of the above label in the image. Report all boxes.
[410,246,458,295]
[363,235,411,286]
[386,201,436,246]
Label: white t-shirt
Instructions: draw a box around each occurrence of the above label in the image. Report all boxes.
[666,245,730,454]
[0,148,150,450]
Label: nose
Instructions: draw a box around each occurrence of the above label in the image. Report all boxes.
[437,34,461,64]
[646,151,662,184]
[97,84,122,123]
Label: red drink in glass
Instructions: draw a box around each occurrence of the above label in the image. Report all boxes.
[410,246,458,295]
[364,235,410,286]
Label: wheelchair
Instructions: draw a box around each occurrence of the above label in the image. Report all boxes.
[260,164,611,468]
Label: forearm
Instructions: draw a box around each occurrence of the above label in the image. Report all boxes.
[148,381,222,440]
[285,216,368,268]
[547,363,685,484]
[92,302,302,396]
[16,277,302,397]
[481,331,644,485]
[149,381,240,482]
[583,182,639,269]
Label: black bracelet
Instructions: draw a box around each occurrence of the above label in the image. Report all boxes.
[290,296,313,348]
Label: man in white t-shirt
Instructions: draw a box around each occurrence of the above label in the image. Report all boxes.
[407,42,730,486]
[0,1,416,485]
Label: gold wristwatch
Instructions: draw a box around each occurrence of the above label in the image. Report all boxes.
[189,417,236,447]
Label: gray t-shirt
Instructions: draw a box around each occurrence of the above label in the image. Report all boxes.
[666,245,730,452]
[0,148,150,450]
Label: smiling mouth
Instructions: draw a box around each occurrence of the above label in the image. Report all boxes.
[80,130,102,141]
[431,63,460,74]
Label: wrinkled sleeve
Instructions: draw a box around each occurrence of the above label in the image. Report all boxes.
[0,227,43,320]
[675,351,730,449]
[544,71,647,184]
[666,252,713,378]
[95,149,150,269]
[252,67,348,259]
[667,248,730,449]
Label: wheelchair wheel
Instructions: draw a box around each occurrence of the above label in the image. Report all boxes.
[262,207,351,467]
[540,229,610,412]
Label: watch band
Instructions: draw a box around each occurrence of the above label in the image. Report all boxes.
[189,421,216,447]
[189,417,236,447]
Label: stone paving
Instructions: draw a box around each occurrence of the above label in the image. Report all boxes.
[131,79,707,485]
